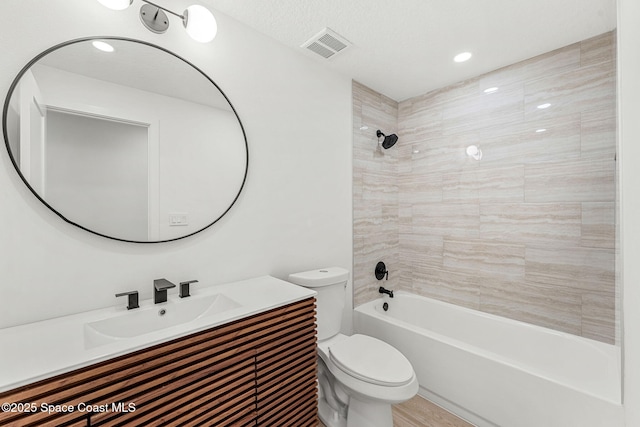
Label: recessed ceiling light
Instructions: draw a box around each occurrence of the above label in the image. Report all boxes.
[92,41,114,52]
[537,103,551,109]
[484,87,498,94]
[454,52,472,63]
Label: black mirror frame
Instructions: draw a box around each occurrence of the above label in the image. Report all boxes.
[2,36,249,243]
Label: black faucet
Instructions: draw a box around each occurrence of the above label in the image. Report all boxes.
[179,280,199,298]
[115,290,139,310]
[379,286,394,298]
[154,278,176,304]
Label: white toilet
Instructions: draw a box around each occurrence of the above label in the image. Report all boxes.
[288,267,418,427]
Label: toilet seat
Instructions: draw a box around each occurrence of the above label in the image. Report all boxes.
[329,334,414,387]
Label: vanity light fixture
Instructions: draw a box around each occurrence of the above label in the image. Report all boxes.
[97,0,217,43]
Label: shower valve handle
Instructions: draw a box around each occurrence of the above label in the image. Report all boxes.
[375,261,389,280]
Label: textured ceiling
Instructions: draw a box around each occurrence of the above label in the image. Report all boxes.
[208,0,617,101]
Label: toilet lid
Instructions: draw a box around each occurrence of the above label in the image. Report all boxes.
[329,334,414,386]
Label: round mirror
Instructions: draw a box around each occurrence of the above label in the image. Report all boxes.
[2,37,248,243]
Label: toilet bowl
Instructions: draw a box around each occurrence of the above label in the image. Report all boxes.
[288,267,418,427]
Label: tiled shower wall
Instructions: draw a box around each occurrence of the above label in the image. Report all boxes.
[353,31,617,344]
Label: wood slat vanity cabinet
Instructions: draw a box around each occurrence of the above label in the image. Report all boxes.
[0,297,318,427]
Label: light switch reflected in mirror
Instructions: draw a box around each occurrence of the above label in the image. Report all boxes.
[3,37,248,243]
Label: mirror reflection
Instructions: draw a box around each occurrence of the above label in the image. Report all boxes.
[3,38,248,242]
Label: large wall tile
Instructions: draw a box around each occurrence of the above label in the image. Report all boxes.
[353,32,617,344]
[479,203,582,244]
[524,158,615,203]
[443,238,525,279]
[480,279,583,335]
[525,245,615,292]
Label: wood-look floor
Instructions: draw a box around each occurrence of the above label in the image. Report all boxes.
[317,395,474,427]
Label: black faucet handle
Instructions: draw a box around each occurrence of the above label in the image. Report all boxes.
[153,278,176,291]
[179,280,199,298]
[375,262,389,280]
[115,291,139,310]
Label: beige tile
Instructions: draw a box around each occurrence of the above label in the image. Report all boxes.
[400,171,443,204]
[479,202,582,245]
[411,267,480,311]
[442,80,524,135]
[480,279,583,335]
[476,165,524,203]
[443,238,525,279]
[523,59,615,121]
[442,169,480,202]
[524,158,615,203]
[581,202,615,249]
[400,233,444,270]
[581,31,616,68]
[581,108,617,159]
[582,291,616,344]
[412,202,480,239]
[525,245,615,293]
[353,31,617,344]
[521,41,581,82]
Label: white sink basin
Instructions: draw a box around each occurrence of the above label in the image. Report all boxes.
[84,294,241,349]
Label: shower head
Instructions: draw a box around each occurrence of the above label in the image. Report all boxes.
[376,130,398,149]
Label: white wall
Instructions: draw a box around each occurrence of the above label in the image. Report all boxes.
[620,0,640,424]
[0,0,353,330]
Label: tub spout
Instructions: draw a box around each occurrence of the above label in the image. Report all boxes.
[379,286,394,298]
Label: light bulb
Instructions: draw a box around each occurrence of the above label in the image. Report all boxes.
[97,0,132,11]
[183,5,217,43]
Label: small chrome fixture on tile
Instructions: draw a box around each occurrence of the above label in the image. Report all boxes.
[97,0,217,43]
[376,130,398,149]
[375,261,389,280]
[466,145,483,160]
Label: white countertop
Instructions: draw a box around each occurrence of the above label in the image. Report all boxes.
[0,276,315,392]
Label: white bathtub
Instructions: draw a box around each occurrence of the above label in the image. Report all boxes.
[354,292,623,427]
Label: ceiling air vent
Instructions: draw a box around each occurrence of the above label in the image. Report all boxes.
[301,28,351,59]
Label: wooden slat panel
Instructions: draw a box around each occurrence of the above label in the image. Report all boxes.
[0,297,316,427]
[255,299,318,427]
[90,353,256,426]
[257,388,317,426]
[3,348,255,427]
[258,366,316,404]
[256,342,316,385]
[270,397,318,427]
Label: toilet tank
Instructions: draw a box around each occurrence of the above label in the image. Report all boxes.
[288,267,349,341]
